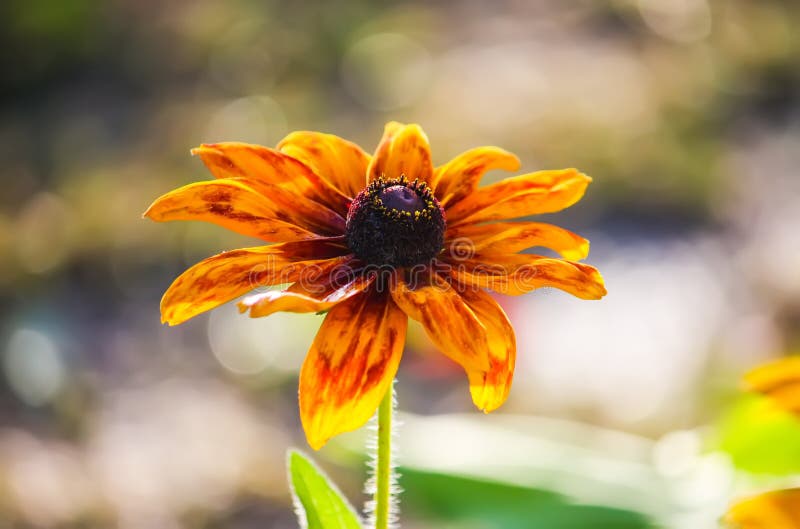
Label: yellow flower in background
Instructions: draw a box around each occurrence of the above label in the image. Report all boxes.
[723,489,800,528]
[744,356,800,415]
[720,358,800,527]
[144,122,606,449]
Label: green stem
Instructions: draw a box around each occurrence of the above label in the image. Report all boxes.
[374,383,393,529]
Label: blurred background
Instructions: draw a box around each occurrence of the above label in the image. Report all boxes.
[1,0,800,527]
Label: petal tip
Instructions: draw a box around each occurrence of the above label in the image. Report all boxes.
[306,436,327,451]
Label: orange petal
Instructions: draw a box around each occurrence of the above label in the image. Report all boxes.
[367,122,433,185]
[446,169,592,226]
[445,221,590,261]
[143,178,344,240]
[723,489,800,529]
[448,254,606,299]
[239,259,374,318]
[299,288,406,449]
[433,147,520,206]
[390,270,491,373]
[458,287,516,412]
[278,131,370,198]
[160,239,350,325]
[744,357,800,415]
[191,142,351,215]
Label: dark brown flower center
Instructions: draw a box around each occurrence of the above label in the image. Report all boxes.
[345,176,446,267]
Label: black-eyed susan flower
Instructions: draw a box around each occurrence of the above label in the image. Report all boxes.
[144,122,606,449]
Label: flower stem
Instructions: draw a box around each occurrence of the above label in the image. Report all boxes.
[374,383,393,529]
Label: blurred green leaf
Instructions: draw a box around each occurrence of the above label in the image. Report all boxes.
[717,395,800,475]
[400,468,653,529]
[288,450,362,529]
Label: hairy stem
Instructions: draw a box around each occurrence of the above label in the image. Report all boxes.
[374,383,393,529]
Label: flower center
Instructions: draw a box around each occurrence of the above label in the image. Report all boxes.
[345,176,446,267]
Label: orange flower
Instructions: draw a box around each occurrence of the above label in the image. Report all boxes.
[723,489,800,528]
[744,356,800,415]
[144,122,606,449]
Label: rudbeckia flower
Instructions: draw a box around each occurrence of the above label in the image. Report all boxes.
[144,122,606,449]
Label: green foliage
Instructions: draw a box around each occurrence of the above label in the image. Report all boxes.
[287,450,363,529]
[400,468,654,529]
[717,395,800,475]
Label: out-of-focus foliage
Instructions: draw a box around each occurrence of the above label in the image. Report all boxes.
[717,395,800,475]
[400,469,653,529]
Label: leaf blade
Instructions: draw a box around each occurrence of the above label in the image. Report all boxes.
[288,450,362,529]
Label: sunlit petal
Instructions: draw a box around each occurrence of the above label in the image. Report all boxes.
[299,289,406,449]
[278,131,371,198]
[433,146,520,206]
[446,169,592,226]
[191,142,351,215]
[446,221,590,261]
[458,287,516,412]
[448,253,606,299]
[390,270,491,373]
[367,122,433,185]
[239,258,373,318]
[160,239,350,325]
[143,178,344,240]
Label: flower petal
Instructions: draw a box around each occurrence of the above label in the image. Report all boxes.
[744,357,800,414]
[458,287,516,412]
[278,131,371,198]
[432,147,520,206]
[160,239,350,325]
[446,221,590,261]
[367,122,433,185]
[390,270,491,373]
[299,288,406,449]
[446,169,592,226]
[723,489,800,529]
[143,179,344,240]
[448,254,606,299]
[191,142,351,215]
[239,258,373,318]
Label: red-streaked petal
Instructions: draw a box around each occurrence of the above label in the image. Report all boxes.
[367,122,433,185]
[448,254,606,299]
[143,178,344,240]
[458,287,516,412]
[278,131,371,198]
[191,142,351,215]
[446,169,592,226]
[390,270,491,373]
[299,288,407,449]
[239,259,373,318]
[160,239,350,325]
[433,147,520,206]
[446,221,590,261]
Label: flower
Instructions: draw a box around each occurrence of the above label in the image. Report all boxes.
[723,489,800,528]
[144,122,606,449]
[744,356,800,416]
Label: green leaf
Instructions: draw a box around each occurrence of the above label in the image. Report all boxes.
[287,450,362,529]
[400,468,654,529]
[716,394,800,474]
